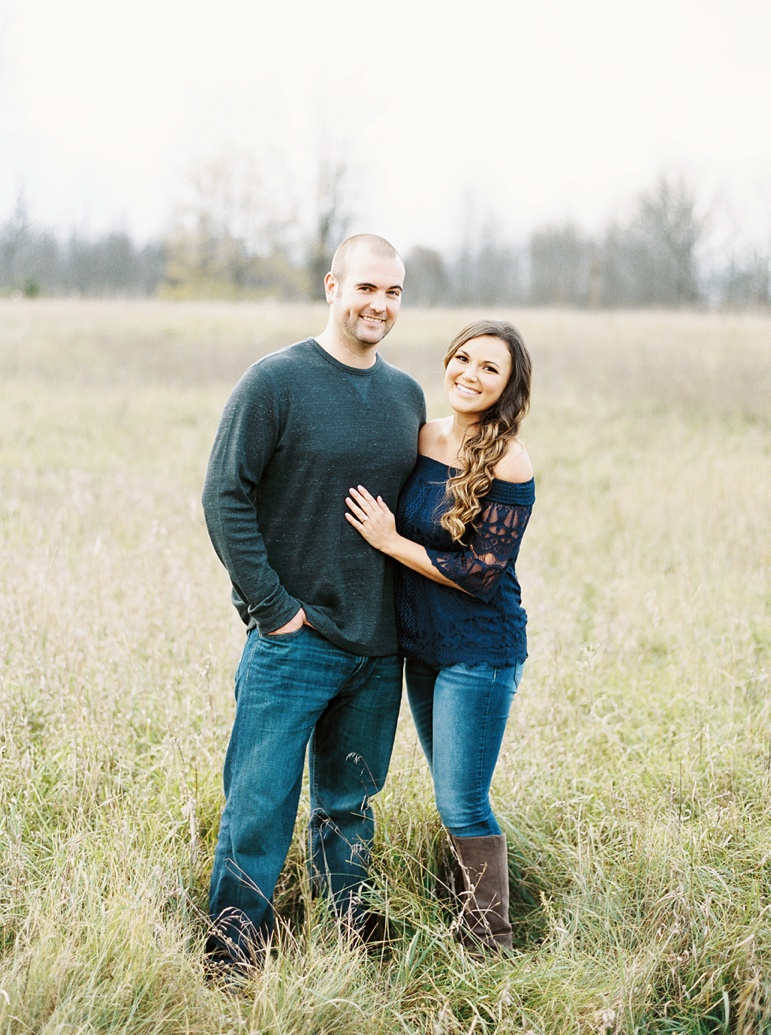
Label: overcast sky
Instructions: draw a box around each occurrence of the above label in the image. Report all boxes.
[2,0,770,252]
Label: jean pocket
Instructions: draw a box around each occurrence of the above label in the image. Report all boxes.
[259,625,308,643]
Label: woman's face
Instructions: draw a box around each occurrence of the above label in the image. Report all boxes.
[444,335,513,416]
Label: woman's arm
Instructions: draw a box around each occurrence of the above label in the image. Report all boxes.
[346,477,534,602]
[345,486,467,591]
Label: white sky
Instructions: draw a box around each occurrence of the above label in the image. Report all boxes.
[1,0,770,252]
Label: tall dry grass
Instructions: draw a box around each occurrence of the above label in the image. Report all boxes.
[0,299,769,1033]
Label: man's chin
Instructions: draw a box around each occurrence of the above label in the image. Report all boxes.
[358,317,389,339]
[354,329,386,347]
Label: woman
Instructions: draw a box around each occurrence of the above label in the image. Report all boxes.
[345,319,534,953]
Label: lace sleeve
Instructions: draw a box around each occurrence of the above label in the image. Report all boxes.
[426,494,533,603]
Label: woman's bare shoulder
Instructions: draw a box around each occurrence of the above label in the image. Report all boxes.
[418,418,452,453]
[493,439,534,483]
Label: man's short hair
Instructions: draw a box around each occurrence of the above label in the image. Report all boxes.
[330,234,403,284]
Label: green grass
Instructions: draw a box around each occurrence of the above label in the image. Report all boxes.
[1,300,770,1033]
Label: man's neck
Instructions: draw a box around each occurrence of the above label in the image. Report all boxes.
[314,331,379,369]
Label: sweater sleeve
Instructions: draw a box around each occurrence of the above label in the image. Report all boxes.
[426,492,534,604]
[202,362,301,631]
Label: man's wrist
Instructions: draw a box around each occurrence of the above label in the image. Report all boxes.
[267,606,305,636]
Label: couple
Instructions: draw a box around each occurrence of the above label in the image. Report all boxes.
[202,234,535,970]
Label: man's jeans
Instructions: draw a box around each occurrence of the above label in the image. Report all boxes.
[405,658,524,838]
[208,626,403,956]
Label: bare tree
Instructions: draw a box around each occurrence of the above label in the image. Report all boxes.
[599,175,705,307]
[306,155,351,300]
[404,245,451,306]
[719,247,770,308]
[451,204,523,307]
[0,193,33,289]
[635,176,703,305]
[163,150,302,299]
[528,222,595,307]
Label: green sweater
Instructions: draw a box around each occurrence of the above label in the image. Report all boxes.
[202,339,426,656]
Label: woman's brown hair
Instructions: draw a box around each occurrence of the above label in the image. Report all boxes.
[441,320,532,542]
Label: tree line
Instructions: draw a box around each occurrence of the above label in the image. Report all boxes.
[0,199,164,299]
[1,173,768,309]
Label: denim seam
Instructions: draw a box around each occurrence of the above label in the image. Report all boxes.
[474,667,497,816]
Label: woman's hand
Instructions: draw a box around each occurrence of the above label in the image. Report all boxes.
[346,485,468,593]
[345,485,399,553]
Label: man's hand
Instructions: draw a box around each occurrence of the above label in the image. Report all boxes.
[268,608,307,635]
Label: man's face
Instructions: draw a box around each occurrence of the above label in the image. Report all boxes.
[325,248,405,351]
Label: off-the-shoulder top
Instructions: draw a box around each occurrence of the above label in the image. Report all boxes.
[395,453,535,667]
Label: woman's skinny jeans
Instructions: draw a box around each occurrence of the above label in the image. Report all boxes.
[405,657,524,837]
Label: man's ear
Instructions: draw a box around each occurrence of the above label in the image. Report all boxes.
[323,272,337,303]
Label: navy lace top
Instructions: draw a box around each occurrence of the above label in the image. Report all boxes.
[395,453,535,668]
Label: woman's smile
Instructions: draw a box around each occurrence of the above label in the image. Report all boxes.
[444,335,513,414]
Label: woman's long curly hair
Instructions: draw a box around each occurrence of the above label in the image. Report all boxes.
[441,320,532,542]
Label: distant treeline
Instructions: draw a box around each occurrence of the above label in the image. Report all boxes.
[1,175,768,309]
[0,214,165,299]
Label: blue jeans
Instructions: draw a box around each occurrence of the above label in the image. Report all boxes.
[208,626,403,955]
[405,658,524,838]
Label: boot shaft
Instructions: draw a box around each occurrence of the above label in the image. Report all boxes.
[449,833,513,951]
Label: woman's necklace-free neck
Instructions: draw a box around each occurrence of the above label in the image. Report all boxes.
[445,414,479,468]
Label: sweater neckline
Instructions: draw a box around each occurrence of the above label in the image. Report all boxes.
[308,338,382,377]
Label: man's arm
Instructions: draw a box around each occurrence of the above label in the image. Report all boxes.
[202,362,302,633]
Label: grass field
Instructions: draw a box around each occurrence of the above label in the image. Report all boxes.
[1,299,770,1034]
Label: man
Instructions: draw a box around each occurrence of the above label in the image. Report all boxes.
[202,234,425,964]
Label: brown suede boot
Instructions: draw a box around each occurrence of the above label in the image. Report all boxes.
[449,833,513,952]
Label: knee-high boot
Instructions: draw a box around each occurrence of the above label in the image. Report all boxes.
[449,833,512,952]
